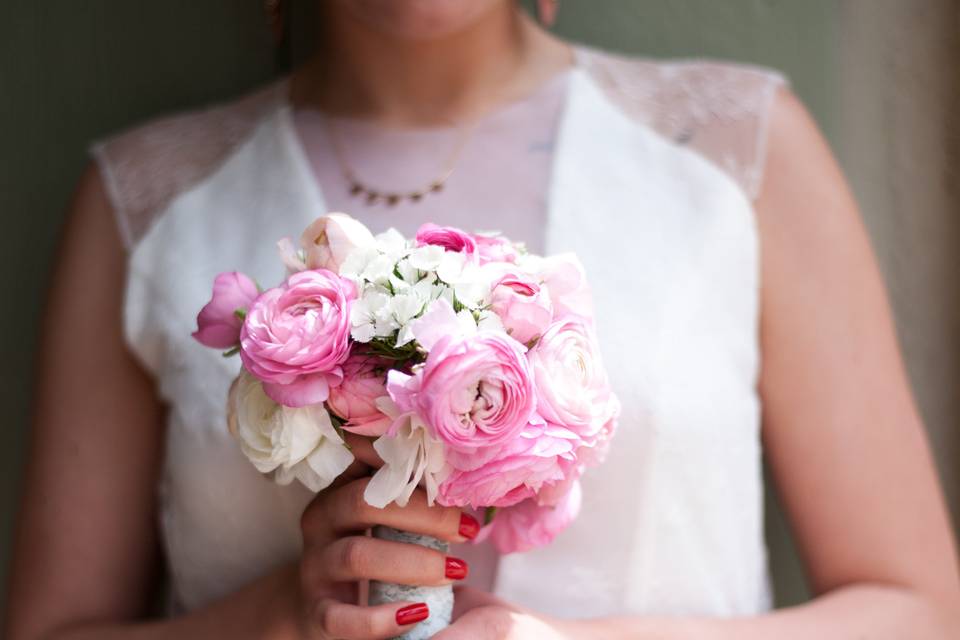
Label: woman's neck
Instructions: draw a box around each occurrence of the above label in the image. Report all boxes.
[293,4,572,127]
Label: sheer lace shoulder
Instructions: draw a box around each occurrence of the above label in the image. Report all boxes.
[576,46,788,200]
[89,79,288,251]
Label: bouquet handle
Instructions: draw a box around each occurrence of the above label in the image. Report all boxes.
[368,526,453,640]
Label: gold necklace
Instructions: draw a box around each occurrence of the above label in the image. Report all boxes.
[324,115,475,207]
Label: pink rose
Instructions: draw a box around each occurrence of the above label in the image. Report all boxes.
[489,273,553,344]
[528,316,617,441]
[472,233,519,264]
[326,354,392,437]
[279,213,375,273]
[436,421,577,509]
[386,331,535,455]
[240,269,356,407]
[415,223,478,259]
[481,480,582,554]
[192,272,259,349]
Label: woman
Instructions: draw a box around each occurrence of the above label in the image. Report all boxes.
[5,1,959,638]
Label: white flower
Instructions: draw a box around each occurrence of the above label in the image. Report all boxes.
[350,289,389,342]
[406,245,445,272]
[339,246,381,282]
[375,228,408,255]
[364,398,450,508]
[228,369,354,492]
[390,293,427,347]
[435,250,466,284]
[476,308,505,333]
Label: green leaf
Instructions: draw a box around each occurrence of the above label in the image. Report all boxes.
[233,308,247,321]
[483,506,498,526]
[221,346,240,358]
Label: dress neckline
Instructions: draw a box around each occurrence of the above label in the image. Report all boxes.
[274,59,591,232]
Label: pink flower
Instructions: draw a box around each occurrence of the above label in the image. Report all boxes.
[415,223,478,259]
[240,269,356,407]
[192,272,259,349]
[472,233,519,264]
[489,273,553,344]
[386,330,535,455]
[536,253,594,320]
[481,480,582,554]
[436,421,578,509]
[279,213,375,273]
[528,316,617,441]
[576,397,621,467]
[326,354,392,437]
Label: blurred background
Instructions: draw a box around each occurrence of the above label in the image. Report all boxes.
[1,0,958,613]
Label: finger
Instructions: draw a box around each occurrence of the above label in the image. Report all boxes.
[432,606,516,640]
[312,535,469,586]
[451,585,505,618]
[343,433,383,468]
[336,457,372,485]
[302,478,480,544]
[309,598,430,640]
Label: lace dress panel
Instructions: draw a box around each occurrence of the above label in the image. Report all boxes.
[577,46,788,200]
[90,48,787,253]
[89,80,288,251]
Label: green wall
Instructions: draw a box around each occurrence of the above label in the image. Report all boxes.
[2,0,846,612]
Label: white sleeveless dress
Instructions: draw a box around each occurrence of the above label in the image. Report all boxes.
[90,45,787,619]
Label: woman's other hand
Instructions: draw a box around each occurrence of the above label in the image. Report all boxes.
[432,586,579,640]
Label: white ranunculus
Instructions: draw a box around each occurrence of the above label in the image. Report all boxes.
[228,369,354,492]
[300,212,377,273]
[364,398,450,508]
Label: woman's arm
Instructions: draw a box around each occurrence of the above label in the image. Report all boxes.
[3,164,169,638]
[595,85,960,639]
[2,170,475,640]
[436,88,960,639]
[1,167,302,640]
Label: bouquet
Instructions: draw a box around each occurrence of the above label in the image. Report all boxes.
[193,213,619,638]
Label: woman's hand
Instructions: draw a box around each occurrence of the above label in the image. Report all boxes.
[432,586,580,640]
[292,437,480,640]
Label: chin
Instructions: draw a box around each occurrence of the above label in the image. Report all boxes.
[332,0,509,40]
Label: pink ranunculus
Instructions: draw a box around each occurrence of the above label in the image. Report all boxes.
[239,269,356,408]
[536,253,594,320]
[386,330,535,454]
[415,223,478,260]
[489,273,553,345]
[326,354,392,437]
[481,480,582,554]
[436,421,578,510]
[192,272,259,349]
[574,394,621,467]
[528,316,617,440]
[472,233,519,264]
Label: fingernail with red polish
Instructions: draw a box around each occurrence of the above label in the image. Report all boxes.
[396,602,429,626]
[458,512,480,540]
[445,556,469,580]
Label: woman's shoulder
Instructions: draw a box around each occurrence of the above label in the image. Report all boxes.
[574,45,789,200]
[89,78,287,251]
